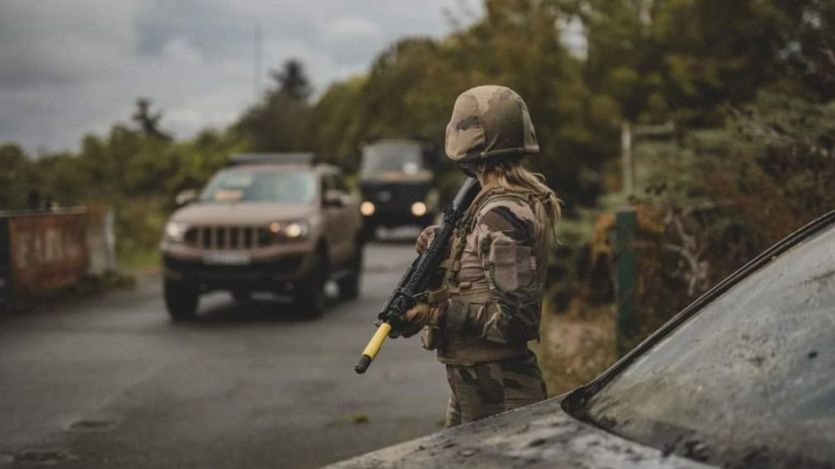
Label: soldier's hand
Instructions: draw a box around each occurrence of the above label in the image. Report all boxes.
[393,302,445,338]
[416,225,440,254]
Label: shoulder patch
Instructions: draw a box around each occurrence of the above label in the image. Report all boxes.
[478,204,535,245]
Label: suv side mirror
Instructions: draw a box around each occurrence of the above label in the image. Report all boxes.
[176,189,198,206]
[323,189,347,208]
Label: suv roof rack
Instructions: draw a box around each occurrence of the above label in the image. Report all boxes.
[228,152,323,167]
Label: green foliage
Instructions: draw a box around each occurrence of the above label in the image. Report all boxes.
[308,1,611,208]
[614,92,835,344]
[2,0,833,284]
[0,119,242,266]
[0,143,36,209]
[132,98,171,141]
[235,59,314,152]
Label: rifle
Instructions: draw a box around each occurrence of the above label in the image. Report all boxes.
[354,177,481,374]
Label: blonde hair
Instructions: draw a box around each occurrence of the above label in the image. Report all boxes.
[482,158,561,250]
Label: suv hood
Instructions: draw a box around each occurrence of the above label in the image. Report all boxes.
[170,202,314,225]
[326,397,711,469]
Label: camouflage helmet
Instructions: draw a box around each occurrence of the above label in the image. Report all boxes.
[445,85,539,163]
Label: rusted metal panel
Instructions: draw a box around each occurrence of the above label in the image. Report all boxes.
[6,210,89,295]
[0,217,10,305]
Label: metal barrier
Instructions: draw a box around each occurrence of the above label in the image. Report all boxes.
[0,207,115,304]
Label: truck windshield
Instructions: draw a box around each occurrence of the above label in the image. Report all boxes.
[361,142,424,173]
[579,221,835,466]
[199,169,316,204]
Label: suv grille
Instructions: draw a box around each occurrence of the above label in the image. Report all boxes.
[359,181,431,210]
[184,226,273,250]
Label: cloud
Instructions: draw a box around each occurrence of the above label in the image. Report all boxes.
[0,1,141,89]
[323,15,382,40]
[0,0,480,152]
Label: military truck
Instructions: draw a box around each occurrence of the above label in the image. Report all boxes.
[159,153,364,320]
[357,139,439,238]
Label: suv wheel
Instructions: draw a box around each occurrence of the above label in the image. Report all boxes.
[232,290,251,302]
[338,241,363,300]
[363,223,377,241]
[296,250,327,317]
[164,279,198,321]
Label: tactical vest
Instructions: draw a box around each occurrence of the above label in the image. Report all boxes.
[422,184,549,365]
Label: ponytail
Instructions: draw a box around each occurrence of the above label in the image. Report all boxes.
[482,159,561,251]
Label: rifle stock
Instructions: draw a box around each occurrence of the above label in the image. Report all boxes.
[354,178,481,374]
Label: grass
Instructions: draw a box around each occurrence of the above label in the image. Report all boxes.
[117,245,161,275]
[535,303,618,397]
[339,413,370,425]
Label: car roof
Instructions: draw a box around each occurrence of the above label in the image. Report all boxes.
[226,153,341,173]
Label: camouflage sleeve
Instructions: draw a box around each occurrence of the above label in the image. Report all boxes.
[443,203,542,344]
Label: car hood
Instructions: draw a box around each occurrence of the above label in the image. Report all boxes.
[170,202,314,225]
[326,397,712,469]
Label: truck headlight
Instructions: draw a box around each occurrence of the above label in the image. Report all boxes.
[164,221,189,242]
[411,201,427,217]
[360,201,375,216]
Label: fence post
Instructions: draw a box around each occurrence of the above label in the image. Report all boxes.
[615,206,638,356]
[0,217,10,310]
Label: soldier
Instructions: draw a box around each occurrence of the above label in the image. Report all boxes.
[394,85,560,427]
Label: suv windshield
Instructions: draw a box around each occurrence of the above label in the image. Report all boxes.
[579,220,835,466]
[199,169,316,204]
[361,142,424,173]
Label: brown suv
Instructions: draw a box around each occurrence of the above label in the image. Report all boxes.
[159,153,364,320]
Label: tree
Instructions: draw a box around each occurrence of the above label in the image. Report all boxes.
[234,59,314,151]
[273,59,313,101]
[0,143,33,209]
[132,98,171,141]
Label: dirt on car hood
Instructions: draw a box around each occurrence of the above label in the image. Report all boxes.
[326,397,713,469]
[170,201,315,226]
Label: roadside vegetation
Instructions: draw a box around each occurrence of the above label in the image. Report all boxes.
[1,0,833,393]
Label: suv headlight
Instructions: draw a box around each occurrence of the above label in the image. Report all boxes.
[410,201,427,217]
[269,221,310,241]
[164,221,189,242]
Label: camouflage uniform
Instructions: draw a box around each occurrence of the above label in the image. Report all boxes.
[423,85,551,427]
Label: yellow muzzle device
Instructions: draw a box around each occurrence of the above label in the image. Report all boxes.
[354,322,391,374]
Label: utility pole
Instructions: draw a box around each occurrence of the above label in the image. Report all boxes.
[615,120,675,355]
[616,119,636,356]
[254,25,262,102]
[621,120,634,198]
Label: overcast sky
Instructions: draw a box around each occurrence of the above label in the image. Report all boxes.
[0,0,481,153]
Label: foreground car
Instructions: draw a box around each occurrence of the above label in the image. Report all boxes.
[333,208,835,468]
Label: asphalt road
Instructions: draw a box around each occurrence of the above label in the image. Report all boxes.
[0,238,448,468]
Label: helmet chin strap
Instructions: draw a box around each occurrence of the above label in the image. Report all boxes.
[457,161,486,179]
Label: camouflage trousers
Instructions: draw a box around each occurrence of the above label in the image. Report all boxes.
[444,352,547,427]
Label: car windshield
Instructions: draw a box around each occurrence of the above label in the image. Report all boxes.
[199,169,316,204]
[579,220,835,466]
[361,142,424,173]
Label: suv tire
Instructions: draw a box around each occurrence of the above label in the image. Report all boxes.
[164,279,198,321]
[296,249,327,317]
[363,223,377,241]
[338,241,363,300]
[232,290,251,302]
